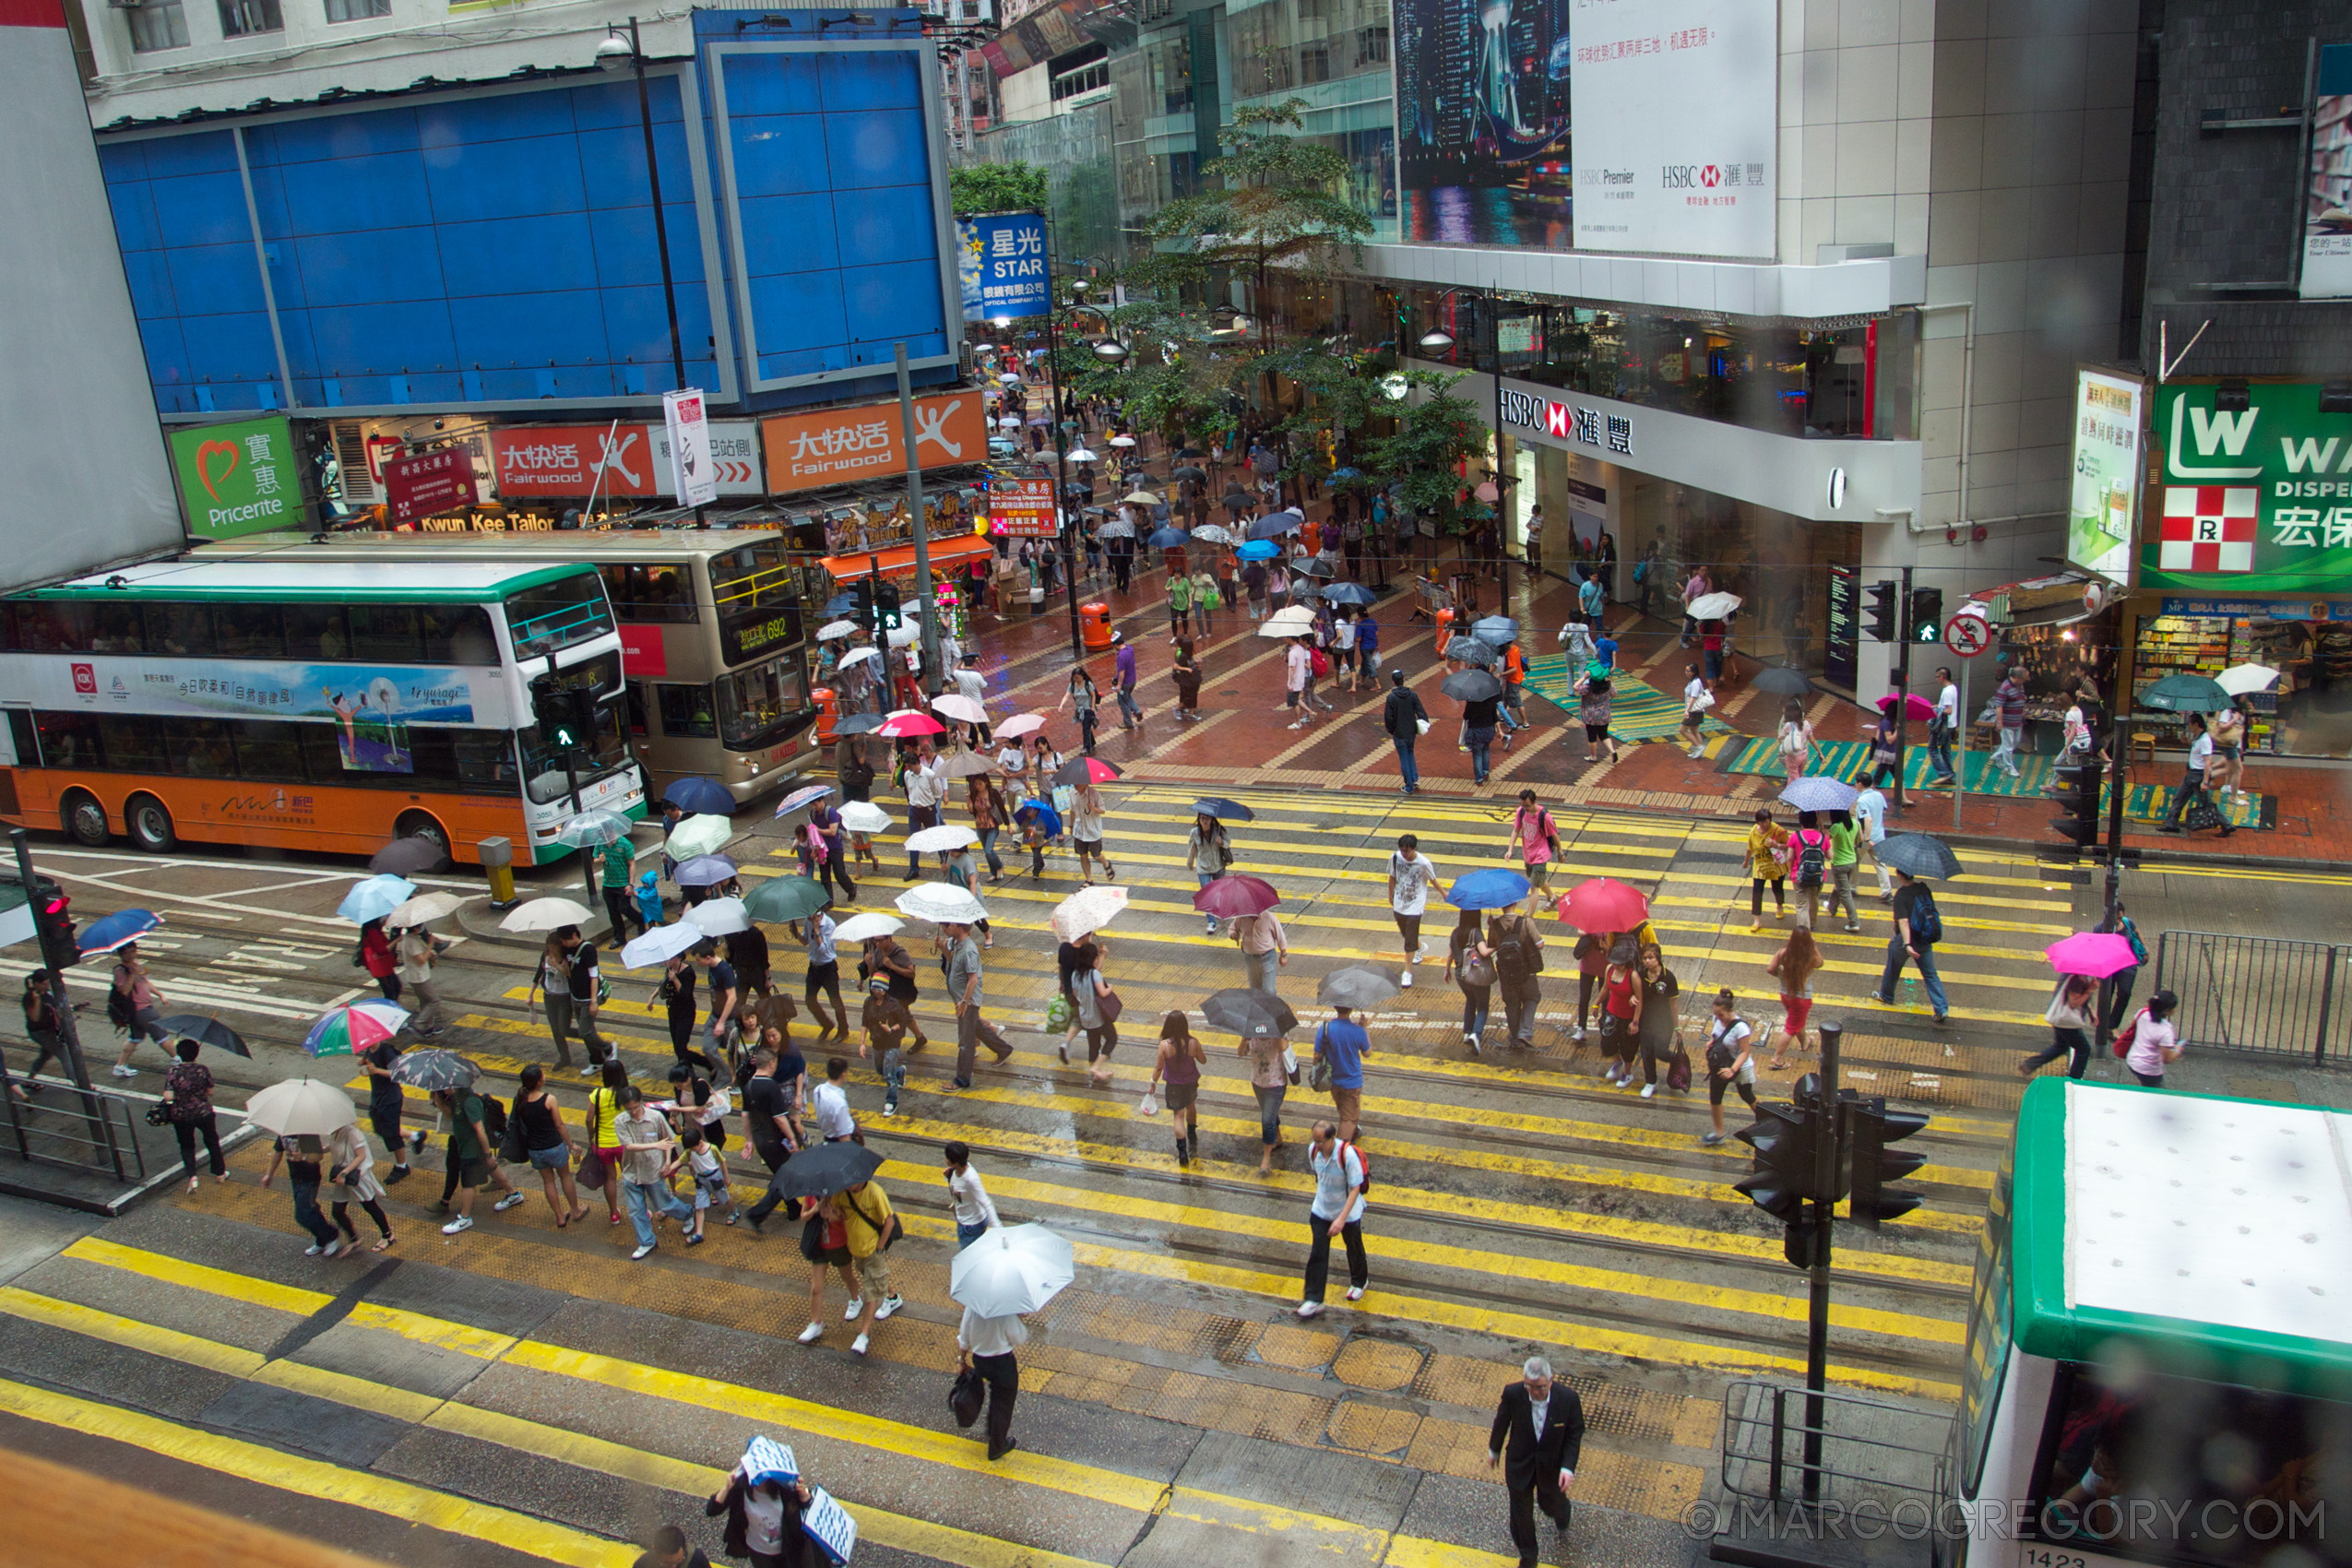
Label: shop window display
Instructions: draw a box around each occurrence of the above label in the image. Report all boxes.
[2133,612,2352,758]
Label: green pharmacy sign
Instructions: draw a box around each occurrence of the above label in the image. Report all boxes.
[2145,382,2352,592]
[169,414,303,540]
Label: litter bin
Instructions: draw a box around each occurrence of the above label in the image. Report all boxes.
[1081,601,1114,649]
[479,837,517,908]
[1434,606,1456,651]
[814,686,838,746]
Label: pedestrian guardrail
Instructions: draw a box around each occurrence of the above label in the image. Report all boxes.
[2152,930,2349,1065]
[0,1075,148,1182]
[1718,1380,1951,1515]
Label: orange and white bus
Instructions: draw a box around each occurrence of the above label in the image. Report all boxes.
[0,559,644,865]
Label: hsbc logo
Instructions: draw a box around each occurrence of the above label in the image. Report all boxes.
[1662,165,1700,188]
[1546,402,1572,437]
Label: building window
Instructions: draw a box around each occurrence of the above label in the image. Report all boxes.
[1051,43,1110,101]
[216,0,282,36]
[323,0,389,21]
[125,0,190,51]
[1355,23,1389,65]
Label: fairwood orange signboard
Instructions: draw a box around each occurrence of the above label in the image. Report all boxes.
[759,392,987,493]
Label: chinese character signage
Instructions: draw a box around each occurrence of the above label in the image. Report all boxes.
[382,446,475,526]
[2302,44,2352,300]
[662,390,719,508]
[2067,367,2144,585]
[2145,382,2352,592]
[170,414,303,540]
[988,477,1058,537]
[652,419,764,497]
[759,394,987,494]
[490,424,659,496]
[1498,386,1634,458]
[956,213,1050,321]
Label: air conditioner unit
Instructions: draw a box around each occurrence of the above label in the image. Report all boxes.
[334,422,379,503]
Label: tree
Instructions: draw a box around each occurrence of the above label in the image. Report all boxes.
[950,162,1049,217]
[1363,373,1489,536]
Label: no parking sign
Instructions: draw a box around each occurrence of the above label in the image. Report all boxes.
[1944,611,1991,658]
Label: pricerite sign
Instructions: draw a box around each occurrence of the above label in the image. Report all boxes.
[2144,382,2352,592]
[171,415,303,540]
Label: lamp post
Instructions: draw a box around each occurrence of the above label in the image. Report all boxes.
[598,19,689,398]
[1411,283,1511,606]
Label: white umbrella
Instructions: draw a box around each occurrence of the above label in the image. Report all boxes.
[896,884,989,924]
[949,1222,1075,1316]
[1258,617,1315,638]
[1687,591,1744,620]
[500,897,597,933]
[931,694,988,724]
[831,911,904,944]
[1109,434,1136,447]
[686,897,752,937]
[839,646,882,667]
[244,1077,359,1137]
[994,713,1047,739]
[386,890,467,927]
[885,624,921,648]
[664,814,733,860]
[837,801,892,834]
[1066,447,1099,463]
[817,620,861,640]
[2217,662,2280,695]
[1123,490,1160,505]
[1000,373,1022,384]
[621,922,706,968]
[906,823,980,853]
[1051,885,1127,942]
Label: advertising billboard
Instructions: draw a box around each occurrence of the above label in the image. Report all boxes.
[662,390,719,509]
[2302,43,2352,299]
[988,478,1058,538]
[382,448,474,526]
[1569,0,1777,257]
[759,393,988,494]
[956,213,1051,322]
[2144,381,2352,592]
[2066,368,2144,585]
[170,415,305,541]
[1394,0,1573,245]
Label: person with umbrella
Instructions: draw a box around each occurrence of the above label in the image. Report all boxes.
[2021,973,2099,1080]
[1383,667,1429,794]
[1237,1016,1292,1177]
[1069,777,1118,886]
[396,921,453,1038]
[1183,808,1232,932]
[832,1173,904,1355]
[956,1280,1032,1463]
[1776,698,1816,781]
[160,1038,228,1194]
[106,941,170,1078]
[944,918,1014,1089]
[1872,867,1951,1024]
[1459,674,1504,787]
[2158,711,2234,837]
[1312,1004,1371,1144]
[359,916,400,1004]
[261,1127,346,1258]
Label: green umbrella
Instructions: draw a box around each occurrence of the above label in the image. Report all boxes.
[2140,672,2232,713]
[744,875,832,923]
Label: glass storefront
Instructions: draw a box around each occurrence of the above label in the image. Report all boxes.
[2131,600,2352,758]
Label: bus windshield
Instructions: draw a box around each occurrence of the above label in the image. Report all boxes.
[710,540,795,617]
[507,573,616,657]
[714,654,810,750]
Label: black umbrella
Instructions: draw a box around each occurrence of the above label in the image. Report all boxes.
[1054,757,1120,787]
[391,1049,481,1092]
[764,1139,885,1201]
[1876,831,1964,880]
[1293,555,1336,579]
[1443,636,1496,666]
[1191,796,1255,822]
[153,1015,250,1059]
[1749,666,1816,697]
[1176,446,1207,458]
[1441,669,1505,702]
[1199,987,1299,1039]
[834,712,885,736]
[369,837,449,876]
[1247,512,1303,540]
[1171,465,1207,483]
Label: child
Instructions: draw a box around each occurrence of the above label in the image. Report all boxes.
[1016,804,1052,879]
[859,974,923,1117]
[634,872,664,931]
[678,1123,735,1239]
[1700,989,1760,1146]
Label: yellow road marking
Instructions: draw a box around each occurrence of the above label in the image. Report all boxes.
[62,1234,332,1315]
[0,1285,266,1377]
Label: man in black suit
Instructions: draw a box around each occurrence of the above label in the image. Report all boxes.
[1489,1355,1585,1567]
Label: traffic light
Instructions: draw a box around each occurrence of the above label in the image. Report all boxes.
[847,578,874,624]
[1863,580,1900,643]
[530,681,599,752]
[1908,586,1945,644]
[874,577,904,632]
[32,882,77,972]
[1845,1097,1930,1229]
[2050,754,2104,849]
[1735,1088,1827,1266]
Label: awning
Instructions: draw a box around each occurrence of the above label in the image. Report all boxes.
[1973,570,2120,631]
[819,535,994,582]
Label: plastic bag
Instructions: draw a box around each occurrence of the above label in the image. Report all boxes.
[1138,1089,1160,1116]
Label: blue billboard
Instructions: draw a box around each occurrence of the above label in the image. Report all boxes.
[956,212,1050,322]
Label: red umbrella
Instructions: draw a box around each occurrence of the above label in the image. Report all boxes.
[1556,878,1649,932]
[1193,874,1280,919]
[1878,693,1936,722]
[1054,756,1122,787]
[877,709,947,738]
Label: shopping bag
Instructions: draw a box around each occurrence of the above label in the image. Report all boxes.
[801,1483,859,1566]
[1138,1089,1160,1117]
[576,1146,606,1192]
[949,1369,986,1429]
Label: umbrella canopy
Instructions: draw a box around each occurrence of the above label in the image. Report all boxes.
[877,709,947,738]
[500,896,597,933]
[686,897,752,937]
[885,624,921,649]
[817,620,861,640]
[772,784,836,819]
[1193,874,1278,918]
[1876,831,1963,880]
[906,823,980,853]
[303,1000,409,1058]
[1778,776,1859,814]
[153,1015,249,1058]
[622,921,707,968]
[1878,692,1938,722]
[1687,591,1744,620]
[665,814,734,860]
[2216,662,2280,695]
[1095,518,1135,540]
[1147,527,1191,550]
[244,1077,359,1137]
[934,751,1000,779]
[1065,446,1099,463]
[1443,636,1497,667]
[1555,878,1650,932]
[833,712,886,736]
[744,875,832,923]
[1246,513,1302,541]
[1317,581,1376,607]
[1051,885,1128,943]
[1108,434,1137,447]
[822,593,861,617]
[837,646,883,668]
[896,883,990,924]
[931,694,988,724]
[1199,987,1298,1039]
[663,777,740,816]
[837,801,892,834]
[1293,555,1336,579]
[1053,756,1121,787]
[76,909,163,956]
[764,1139,884,1201]
[1473,481,1500,502]
[1236,540,1282,561]
[1192,797,1254,822]
[1317,966,1401,1010]
[553,809,636,849]
[1191,524,1238,546]
[2044,932,2139,980]
[1171,465,1207,483]
[390,1048,480,1092]
[1123,489,1160,505]
[1749,666,1816,697]
[995,713,1047,740]
[369,836,449,875]
[387,891,467,928]
[1445,868,1532,910]
[1470,616,1520,646]
[1013,798,1063,837]
[671,854,739,887]
[830,911,904,944]
[1258,619,1315,639]
[335,877,413,925]
[949,1222,1075,1316]
[2140,671,2233,713]
[1441,669,1505,702]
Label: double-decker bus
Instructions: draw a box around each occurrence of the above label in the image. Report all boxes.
[194,530,817,807]
[0,560,642,865]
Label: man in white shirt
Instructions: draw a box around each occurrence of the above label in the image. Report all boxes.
[1386,834,1439,973]
[953,654,992,746]
[1284,636,1315,731]
[903,743,945,880]
[943,1140,998,1246]
[1930,666,1960,786]
[811,1056,858,1143]
[1853,785,1893,897]
[1296,1120,1368,1319]
[956,1301,1030,1460]
[2159,719,2233,837]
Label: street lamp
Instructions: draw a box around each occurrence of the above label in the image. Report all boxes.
[599,18,689,407]
[1091,339,1129,364]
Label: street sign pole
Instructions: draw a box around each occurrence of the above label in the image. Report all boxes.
[1037,211,1085,662]
[1891,567,1914,813]
[10,826,124,1178]
[1802,1019,1842,1503]
[893,342,942,698]
[1943,610,1991,831]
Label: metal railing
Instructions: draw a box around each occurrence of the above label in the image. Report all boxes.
[1719,1380,1951,1513]
[2153,930,2350,1065]
[0,1073,148,1183]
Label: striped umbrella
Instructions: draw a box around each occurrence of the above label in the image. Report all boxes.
[303,1000,410,1058]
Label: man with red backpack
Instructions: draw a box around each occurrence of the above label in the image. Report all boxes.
[1783,810,1832,931]
[1296,1119,1368,1319]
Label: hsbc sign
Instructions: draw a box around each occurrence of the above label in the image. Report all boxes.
[1497,387,1633,458]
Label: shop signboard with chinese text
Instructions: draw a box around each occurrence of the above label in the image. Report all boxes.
[1824,565,1859,689]
[956,213,1051,322]
[2067,367,2144,584]
[760,394,987,494]
[383,447,474,526]
[651,419,763,497]
[2145,381,2352,592]
[490,424,659,497]
[1498,386,1635,459]
[2159,596,2352,622]
[661,391,719,508]
[170,415,303,540]
[989,478,1058,538]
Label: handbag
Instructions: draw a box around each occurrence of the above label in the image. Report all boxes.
[950,1368,987,1429]
[1097,985,1123,1025]
[1666,1044,1693,1092]
[144,1101,172,1127]
[1308,1023,1334,1092]
[2112,1006,2145,1060]
[575,1144,606,1192]
[1460,950,1494,988]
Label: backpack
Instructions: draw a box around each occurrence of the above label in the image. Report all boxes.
[476,1093,509,1144]
[1492,919,1544,979]
[1311,646,1331,679]
[2119,917,2148,967]
[1792,829,1827,889]
[1335,1137,1372,1196]
[1911,889,1943,946]
[106,972,134,1031]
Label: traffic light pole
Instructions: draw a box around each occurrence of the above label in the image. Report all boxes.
[1802,1020,1841,1504]
[543,654,600,912]
[893,341,944,699]
[1039,211,1086,664]
[10,826,125,1179]
[1891,567,1914,813]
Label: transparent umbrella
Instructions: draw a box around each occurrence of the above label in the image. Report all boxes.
[554,809,636,849]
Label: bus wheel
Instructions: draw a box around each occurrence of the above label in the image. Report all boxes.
[394,811,452,860]
[61,790,109,848]
[126,795,176,854]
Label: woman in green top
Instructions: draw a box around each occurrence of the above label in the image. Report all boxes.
[1824,810,1862,934]
[1167,571,1193,639]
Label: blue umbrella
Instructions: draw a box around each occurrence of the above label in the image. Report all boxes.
[773,783,835,819]
[336,875,414,925]
[1191,797,1255,822]
[671,855,740,888]
[1445,869,1532,910]
[1317,582,1376,606]
[824,593,861,617]
[1331,466,1361,480]
[1236,540,1281,561]
[1015,797,1063,837]
[663,777,738,815]
[77,909,162,956]
[1147,527,1191,550]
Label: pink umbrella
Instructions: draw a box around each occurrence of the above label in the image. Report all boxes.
[1193,874,1280,919]
[876,709,947,738]
[1878,693,1937,722]
[994,713,1047,739]
[1473,481,1500,503]
[2043,932,2139,980]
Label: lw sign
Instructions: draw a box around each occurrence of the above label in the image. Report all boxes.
[2145,382,2352,593]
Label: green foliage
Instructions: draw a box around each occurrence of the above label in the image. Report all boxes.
[1138,101,1373,303]
[950,162,1049,218]
[1363,374,1489,531]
